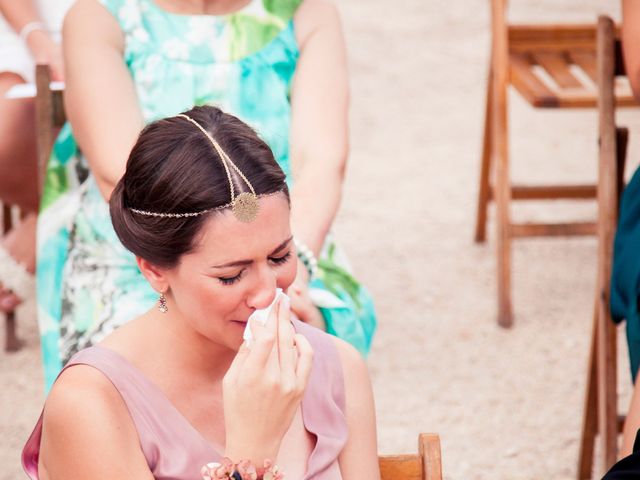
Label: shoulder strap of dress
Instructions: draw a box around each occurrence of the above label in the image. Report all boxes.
[22,346,218,478]
[292,319,348,478]
[293,319,346,409]
[22,345,153,479]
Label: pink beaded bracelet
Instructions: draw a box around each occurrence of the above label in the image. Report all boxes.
[201,457,284,480]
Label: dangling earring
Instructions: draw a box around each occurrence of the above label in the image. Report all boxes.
[158,293,168,313]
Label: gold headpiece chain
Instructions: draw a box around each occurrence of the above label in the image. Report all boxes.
[129,113,262,223]
[176,114,257,199]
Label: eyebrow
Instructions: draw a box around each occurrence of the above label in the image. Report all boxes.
[210,236,293,269]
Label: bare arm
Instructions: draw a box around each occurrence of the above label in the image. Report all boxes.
[623,0,640,100]
[0,0,42,33]
[39,366,154,479]
[0,0,64,79]
[63,0,143,200]
[334,338,380,479]
[290,0,349,256]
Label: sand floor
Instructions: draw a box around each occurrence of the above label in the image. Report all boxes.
[2,0,639,478]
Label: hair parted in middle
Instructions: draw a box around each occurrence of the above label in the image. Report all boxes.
[109,105,290,269]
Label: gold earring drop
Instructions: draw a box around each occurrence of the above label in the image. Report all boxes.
[158,293,168,313]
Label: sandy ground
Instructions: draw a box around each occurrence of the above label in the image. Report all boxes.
[2,0,640,479]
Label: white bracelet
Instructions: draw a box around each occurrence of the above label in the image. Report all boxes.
[19,21,47,43]
[294,238,319,280]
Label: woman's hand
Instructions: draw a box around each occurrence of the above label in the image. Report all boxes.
[222,297,314,466]
[25,29,64,80]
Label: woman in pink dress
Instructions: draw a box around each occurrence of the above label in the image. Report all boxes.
[22,105,379,480]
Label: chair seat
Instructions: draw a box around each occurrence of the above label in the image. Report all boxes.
[508,24,637,108]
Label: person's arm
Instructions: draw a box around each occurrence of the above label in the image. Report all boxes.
[0,0,64,79]
[63,0,144,200]
[622,0,640,100]
[334,337,380,479]
[39,365,155,479]
[290,0,349,257]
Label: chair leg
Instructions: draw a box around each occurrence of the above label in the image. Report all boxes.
[493,81,513,327]
[577,300,599,480]
[496,166,512,326]
[474,68,494,244]
[597,299,618,472]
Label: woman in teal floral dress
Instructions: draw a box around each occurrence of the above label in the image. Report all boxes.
[37,0,376,389]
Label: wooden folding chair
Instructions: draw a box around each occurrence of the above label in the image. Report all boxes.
[3,64,66,352]
[379,433,442,480]
[475,0,637,327]
[35,64,66,196]
[577,16,631,479]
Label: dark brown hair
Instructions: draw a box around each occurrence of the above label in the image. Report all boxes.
[110,105,289,268]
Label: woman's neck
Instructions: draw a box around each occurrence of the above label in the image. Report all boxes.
[155,311,236,381]
[104,309,236,385]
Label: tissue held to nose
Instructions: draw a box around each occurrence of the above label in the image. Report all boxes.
[243,288,290,344]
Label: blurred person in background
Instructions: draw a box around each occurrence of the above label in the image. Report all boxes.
[0,0,72,313]
[37,0,377,390]
[610,0,640,460]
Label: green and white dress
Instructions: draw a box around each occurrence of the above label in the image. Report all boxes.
[37,0,376,390]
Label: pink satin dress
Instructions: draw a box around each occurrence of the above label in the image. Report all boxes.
[22,320,348,479]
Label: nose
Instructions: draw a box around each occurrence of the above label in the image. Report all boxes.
[246,264,278,311]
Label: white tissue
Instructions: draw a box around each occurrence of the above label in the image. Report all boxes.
[243,288,289,344]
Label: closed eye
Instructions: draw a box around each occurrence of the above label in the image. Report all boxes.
[217,251,292,286]
[218,269,246,285]
[269,251,292,265]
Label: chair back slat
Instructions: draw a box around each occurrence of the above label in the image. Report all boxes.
[532,51,583,88]
[570,50,598,82]
[379,455,423,480]
[509,53,558,107]
[379,434,442,480]
[508,24,596,51]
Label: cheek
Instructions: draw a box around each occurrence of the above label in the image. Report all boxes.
[176,276,236,321]
[277,258,298,290]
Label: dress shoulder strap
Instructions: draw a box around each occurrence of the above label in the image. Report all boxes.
[22,346,216,479]
[292,320,348,478]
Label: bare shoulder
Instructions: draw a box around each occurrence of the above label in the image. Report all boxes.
[331,337,370,385]
[40,365,150,478]
[45,363,123,418]
[63,0,124,50]
[294,0,343,47]
[42,364,133,448]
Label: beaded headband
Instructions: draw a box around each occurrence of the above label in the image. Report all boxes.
[129,113,276,223]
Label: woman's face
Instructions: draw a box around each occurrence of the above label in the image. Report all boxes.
[161,193,296,349]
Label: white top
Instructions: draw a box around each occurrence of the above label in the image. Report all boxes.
[0,0,75,35]
[0,0,75,82]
